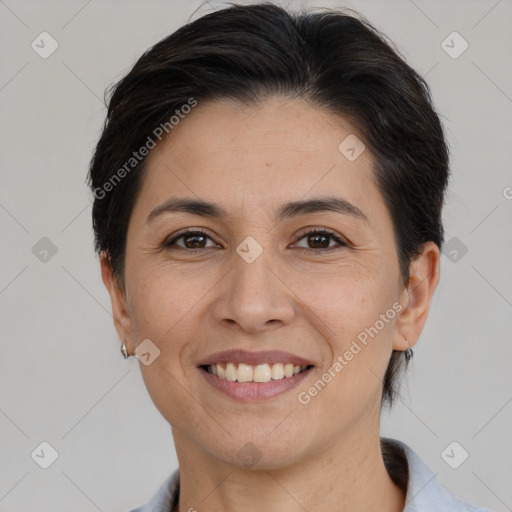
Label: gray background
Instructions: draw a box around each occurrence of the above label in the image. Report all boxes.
[0,0,511,510]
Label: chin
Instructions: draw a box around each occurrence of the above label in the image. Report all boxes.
[206,433,308,471]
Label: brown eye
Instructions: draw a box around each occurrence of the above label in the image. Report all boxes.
[164,230,217,250]
[181,232,208,249]
[306,232,330,249]
[294,229,347,252]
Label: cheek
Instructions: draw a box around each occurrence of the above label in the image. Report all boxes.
[127,264,201,338]
[299,279,397,407]
[127,270,202,426]
[299,267,398,403]
[125,263,222,384]
[299,267,396,338]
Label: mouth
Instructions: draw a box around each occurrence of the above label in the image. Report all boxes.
[196,350,315,401]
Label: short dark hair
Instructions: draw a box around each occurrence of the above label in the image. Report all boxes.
[88,2,450,409]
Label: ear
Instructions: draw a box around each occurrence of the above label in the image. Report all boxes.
[100,252,135,355]
[393,241,440,351]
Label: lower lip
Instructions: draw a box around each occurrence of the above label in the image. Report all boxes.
[199,366,313,402]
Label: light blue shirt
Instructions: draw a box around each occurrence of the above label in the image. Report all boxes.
[130,438,494,511]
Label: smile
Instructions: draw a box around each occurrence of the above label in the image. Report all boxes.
[197,349,315,401]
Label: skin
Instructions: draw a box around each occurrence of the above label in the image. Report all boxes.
[101,96,439,512]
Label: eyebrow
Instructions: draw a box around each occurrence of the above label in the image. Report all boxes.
[146,196,369,224]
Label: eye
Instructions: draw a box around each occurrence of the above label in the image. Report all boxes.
[162,227,348,253]
[293,228,348,252]
[163,229,218,251]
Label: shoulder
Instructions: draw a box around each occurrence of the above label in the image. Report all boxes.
[381,437,495,512]
[128,468,180,512]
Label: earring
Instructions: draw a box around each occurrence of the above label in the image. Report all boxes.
[405,339,413,362]
[120,342,129,359]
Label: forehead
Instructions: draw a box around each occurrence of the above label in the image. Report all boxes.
[135,96,384,223]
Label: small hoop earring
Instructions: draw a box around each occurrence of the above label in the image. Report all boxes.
[121,342,129,359]
[405,339,413,362]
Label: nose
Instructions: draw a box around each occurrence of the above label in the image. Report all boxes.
[213,246,296,333]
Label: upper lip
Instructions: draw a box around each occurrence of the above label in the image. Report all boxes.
[197,349,314,367]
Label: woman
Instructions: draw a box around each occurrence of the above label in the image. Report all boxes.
[88,3,494,511]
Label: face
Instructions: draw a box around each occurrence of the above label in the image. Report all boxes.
[103,96,437,469]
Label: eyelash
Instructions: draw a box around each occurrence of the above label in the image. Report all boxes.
[163,227,348,254]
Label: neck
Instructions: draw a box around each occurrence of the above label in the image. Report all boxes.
[172,427,406,512]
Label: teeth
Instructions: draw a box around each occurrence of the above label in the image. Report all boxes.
[271,363,284,380]
[237,364,253,382]
[253,364,271,383]
[206,362,310,382]
[225,362,237,382]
